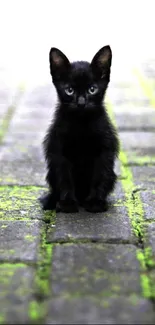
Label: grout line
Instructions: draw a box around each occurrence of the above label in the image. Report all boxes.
[28,216,55,323]
[106,99,155,302]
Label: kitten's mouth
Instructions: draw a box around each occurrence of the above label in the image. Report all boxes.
[77,104,86,109]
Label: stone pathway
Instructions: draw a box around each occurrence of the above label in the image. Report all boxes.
[0,64,155,324]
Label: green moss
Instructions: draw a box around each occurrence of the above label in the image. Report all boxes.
[24,234,35,242]
[43,211,56,224]
[137,250,147,270]
[106,100,155,302]
[29,301,46,323]
[111,285,120,293]
[134,69,155,108]
[119,151,144,239]
[140,274,151,298]
[78,266,88,275]
[0,264,27,288]
[0,185,46,221]
[35,227,53,296]
[144,247,155,269]
[0,263,26,269]
[128,294,140,305]
[126,155,155,166]
[29,219,54,322]
[0,314,5,324]
[137,247,155,299]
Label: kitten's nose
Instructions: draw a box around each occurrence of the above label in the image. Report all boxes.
[78,96,85,107]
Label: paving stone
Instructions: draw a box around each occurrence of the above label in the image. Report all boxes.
[0,145,46,186]
[0,264,35,324]
[120,132,155,152]
[46,296,155,324]
[113,106,155,131]
[131,166,155,189]
[0,86,53,186]
[21,84,57,109]
[47,204,134,244]
[145,223,155,256]
[125,151,155,166]
[107,84,150,107]
[140,191,155,220]
[0,186,45,220]
[3,130,45,147]
[7,116,49,132]
[0,220,43,262]
[50,244,141,298]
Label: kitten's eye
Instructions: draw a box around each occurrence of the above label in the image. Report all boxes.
[65,87,74,96]
[88,86,98,95]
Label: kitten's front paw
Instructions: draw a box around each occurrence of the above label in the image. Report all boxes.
[39,192,56,211]
[84,196,108,213]
[56,199,79,213]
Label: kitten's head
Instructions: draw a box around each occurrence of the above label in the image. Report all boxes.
[49,45,112,112]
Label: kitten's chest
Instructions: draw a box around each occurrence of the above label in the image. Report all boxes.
[63,127,101,159]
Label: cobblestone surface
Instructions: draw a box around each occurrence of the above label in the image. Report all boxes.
[0,64,155,324]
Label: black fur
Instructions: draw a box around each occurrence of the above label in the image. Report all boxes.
[39,45,119,213]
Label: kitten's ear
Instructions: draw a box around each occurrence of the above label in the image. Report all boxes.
[49,47,70,78]
[91,45,112,78]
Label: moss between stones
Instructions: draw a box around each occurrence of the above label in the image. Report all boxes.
[0,314,5,324]
[106,100,155,300]
[137,250,146,271]
[144,247,155,269]
[29,217,54,322]
[29,301,46,323]
[126,155,155,166]
[138,247,155,299]
[0,182,55,322]
[119,150,144,239]
[0,263,26,269]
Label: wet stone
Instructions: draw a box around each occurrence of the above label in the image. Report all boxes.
[113,106,155,131]
[46,296,155,324]
[0,220,43,262]
[50,244,141,298]
[145,223,155,256]
[125,150,155,166]
[119,132,155,151]
[21,84,57,109]
[0,264,35,324]
[131,166,155,190]
[0,147,46,186]
[47,205,134,244]
[140,191,155,220]
[107,84,150,107]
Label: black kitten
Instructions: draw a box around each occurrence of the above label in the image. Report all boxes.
[40,45,119,213]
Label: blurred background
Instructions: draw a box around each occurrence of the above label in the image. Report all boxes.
[0,0,155,88]
[0,2,155,323]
